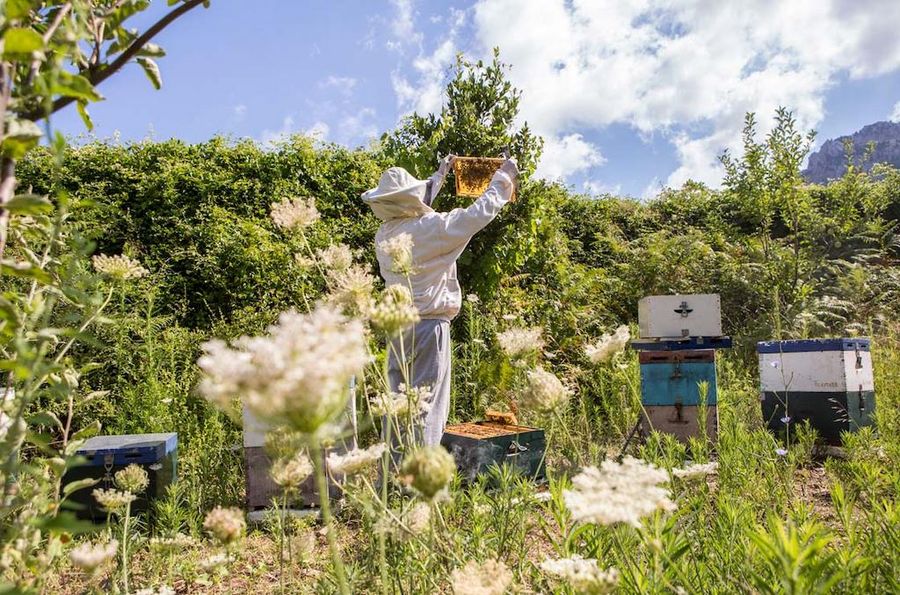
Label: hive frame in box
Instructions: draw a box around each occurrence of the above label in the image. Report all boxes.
[452,156,516,202]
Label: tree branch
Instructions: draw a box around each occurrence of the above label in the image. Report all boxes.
[24,0,206,121]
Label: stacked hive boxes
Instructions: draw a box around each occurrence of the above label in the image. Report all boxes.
[757,338,876,444]
[633,294,727,443]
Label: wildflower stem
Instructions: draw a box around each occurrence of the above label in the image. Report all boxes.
[310,442,350,595]
[122,501,130,594]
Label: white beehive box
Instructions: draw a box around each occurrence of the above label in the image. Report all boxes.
[757,339,874,394]
[638,294,722,339]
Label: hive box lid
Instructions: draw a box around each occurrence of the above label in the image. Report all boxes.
[631,337,732,351]
[756,338,870,354]
[638,294,722,339]
[76,433,177,466]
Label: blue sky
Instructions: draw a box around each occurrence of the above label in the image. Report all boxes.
[53,0,900,198]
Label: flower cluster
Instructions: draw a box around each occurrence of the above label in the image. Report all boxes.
[326,263,377,319]
[203,507,246,545]
[69,539,118,572]
[93,488,136,513]
[564,456,676,527]
[497,326,544,361]
[521,367,571,412]
[450,558,513,595]
[326,442,386,476]
[92,254,149,280]
[271,453,314,488]
[271,196,319,231]
[370,284,420,335]
[317,244,354,272]
[135,586,176,595]
[370,384,432,417]
[115,464,149,494]
[375,501,432,542]
[540,555,619,594]
[584,325,631,364]
[672,461,719,480]
[149,533,195,552]
[379,232,415,275]
[399,446,456,500]
[198,305,368,433]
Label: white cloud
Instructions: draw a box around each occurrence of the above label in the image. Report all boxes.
[391,8,467,117]
[233,104,247,120]
[305,121,330,140]
[320,75,357,98]
[891,101,900,123]
[535,133,606,180]
[583,179,621,196]
[336,108,378,145]
[470,0,900,187]
[260,116,296,147]
[387,0,422,52]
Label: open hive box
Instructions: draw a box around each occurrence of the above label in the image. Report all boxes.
[440,420,545,483]
[453,156,516,201]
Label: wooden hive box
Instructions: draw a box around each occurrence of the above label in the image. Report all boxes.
[639,350,718,443]
[440,421,545,483]
[638,294,722,339]
[62,433,178,522]
[757,338,875,444]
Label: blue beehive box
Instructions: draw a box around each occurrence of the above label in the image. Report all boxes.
[639,350,718,442]
[62,433,178,521]
[758,338,875,444]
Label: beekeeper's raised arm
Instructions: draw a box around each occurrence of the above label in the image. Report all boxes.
[434,157,518,247]
[423,155,457,207]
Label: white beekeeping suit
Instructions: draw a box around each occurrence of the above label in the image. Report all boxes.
[362,156,518,445]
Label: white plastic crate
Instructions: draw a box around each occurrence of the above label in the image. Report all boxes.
[638,294,722,339]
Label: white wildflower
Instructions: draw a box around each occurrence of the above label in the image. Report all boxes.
[92,254,149,280]
[370,384,432,417]
[200,553,231,572]
[672,461,718,480]
[564,456,676,527]
[379,232,414,275]
[293,253,316,271]
[326,264,376,318]
[149,533,195,552]
[114,464,149,494]
[69,539,118,572]
[584,325,631,364]
[271,196,319,230]
[203,507,245,545]
[271,453,314,488]
[198,305,368,433]
[399,446,456,500]
[404,501,432,536]
[375,501,432,541]
[370,284,420,335]
[92,488,136,513]
[466,294,480,304]
[135,587,176,595]
[317,244,354,272]
[497,326,544,360]
[540,555,619,594]
[450,559,512,595]
[521,367,571,413]
[501,314,518,321]
[327,443,386,476]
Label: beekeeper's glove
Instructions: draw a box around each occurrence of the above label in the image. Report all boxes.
[437,154,457,178]
[499,157,519,181]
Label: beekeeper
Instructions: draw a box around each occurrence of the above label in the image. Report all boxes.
[362,155,518,446]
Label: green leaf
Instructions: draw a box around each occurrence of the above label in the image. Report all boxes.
[168,0,180,5]
[1,118,42,159]
[76,101,93,131]
[51,72,103,103]
[5,0,33,19]
[32,511,98,536]
[25,430,56,456]
[27,411,63,430]
[138,43,166,57]
[136,57,162,90]
[63,438,86,457]
[5,193,53,215]
[3,27,44,55]
[72,420,101,442]
[63,477,100,498]
[0,259,51,283]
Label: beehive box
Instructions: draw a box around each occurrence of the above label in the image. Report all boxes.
[638,294,722,339]
[440,421,545,483]
[757,338,875,444]
[62,433,177,521]
[640,350,718,443]
[453,157,516,201]
[243,394,356,510]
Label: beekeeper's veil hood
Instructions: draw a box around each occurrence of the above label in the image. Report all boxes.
[362,167,435,221]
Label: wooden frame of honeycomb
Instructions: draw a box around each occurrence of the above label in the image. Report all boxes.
[453,156,516,201]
